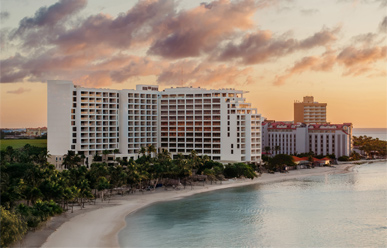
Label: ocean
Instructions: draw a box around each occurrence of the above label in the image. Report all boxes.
[352,128,387,141]
[118,161,387,247]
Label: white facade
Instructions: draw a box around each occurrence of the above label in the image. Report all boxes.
[159,87,261,163]
[47,81,73,156]
[262,121,352,158]
[47,81,262,167]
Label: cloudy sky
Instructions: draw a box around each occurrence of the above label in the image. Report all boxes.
[1,0,386,128]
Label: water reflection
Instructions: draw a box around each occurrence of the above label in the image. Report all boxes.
[119,162,387,248]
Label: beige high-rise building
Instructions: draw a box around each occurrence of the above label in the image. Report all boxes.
[294,96,327,124]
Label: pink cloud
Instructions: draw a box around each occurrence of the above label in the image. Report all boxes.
[148,0,257,59]
[337,46,387,67]
[11,0,87,48]
[215,26,340,64]
[7,87,31,94]
[2,0,384,89]
[273,45,387,85]
[157,60,254,87]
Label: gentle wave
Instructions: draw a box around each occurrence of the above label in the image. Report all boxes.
[119,162,387,248]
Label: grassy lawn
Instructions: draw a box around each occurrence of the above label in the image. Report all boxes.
[0,139,47,150]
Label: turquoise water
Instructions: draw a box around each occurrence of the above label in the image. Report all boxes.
[119,162,387,247]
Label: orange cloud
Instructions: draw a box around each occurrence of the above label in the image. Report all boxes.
[157,60,254,87]
[337,46,387,76]
[6,87,31,94]
[148,0,257,58]
[274,45,386,85]
[214,26,340,64]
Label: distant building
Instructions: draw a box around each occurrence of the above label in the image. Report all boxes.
[26,127,47,137]
[47,80,262,168]
[262,121,352,158]
[294,96,327,124]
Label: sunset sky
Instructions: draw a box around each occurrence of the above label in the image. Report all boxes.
[1,0,386,128]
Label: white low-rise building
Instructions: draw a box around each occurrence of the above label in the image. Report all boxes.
[262,121,352,158]
[47,81,262,168]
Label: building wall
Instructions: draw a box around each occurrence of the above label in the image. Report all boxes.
[294,96,327,124]
[296,126,308,153]
[76,87,120,164]
[262,122,352,158]
[47,81,73,156]
[26,127,47,136]
[294,104,305,123]
[124,88,158,159]
[158,87,261,163]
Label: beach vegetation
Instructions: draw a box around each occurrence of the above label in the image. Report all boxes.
[353,135,387,158]
[0,145,261,246]
[223,163,257,179]
[62,150,82,169]
[0,206,27,247]
[349,151,362,161]
[265,154,296,172]
[338,156,350,161]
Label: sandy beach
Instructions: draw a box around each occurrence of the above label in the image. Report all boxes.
[16,164,354,248]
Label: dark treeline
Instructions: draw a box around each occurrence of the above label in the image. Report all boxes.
[0,144,258,247]
[353,135,387,158]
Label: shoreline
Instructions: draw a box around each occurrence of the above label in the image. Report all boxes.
[18,164,356,248]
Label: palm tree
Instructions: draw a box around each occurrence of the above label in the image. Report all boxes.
[112,149,120,164]
[102,150,111,163]
[138,147,147,157]
[264,146,271,156]
[189,150,199,171]
[274,145,281,155]
[62,150,81,169]
[5,146,15,163]
[147,145,156,158]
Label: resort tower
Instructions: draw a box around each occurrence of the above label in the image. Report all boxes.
[294,96,327,124]
[47,81,262,168]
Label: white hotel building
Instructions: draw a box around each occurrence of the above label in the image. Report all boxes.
[48,81,262,167]
[262,121,353,158]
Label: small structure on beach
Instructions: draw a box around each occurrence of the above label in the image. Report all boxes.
[292,156,310,169]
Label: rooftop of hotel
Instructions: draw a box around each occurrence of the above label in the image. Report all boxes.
[262,121,352,130]
[50,81,249,94]
[162,86,247,94]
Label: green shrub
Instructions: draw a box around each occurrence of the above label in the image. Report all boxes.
[0,206,27,247]
[338,156,350,161]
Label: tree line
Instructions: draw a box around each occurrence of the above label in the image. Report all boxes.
[353,135,387,158]
[0,144,258,247]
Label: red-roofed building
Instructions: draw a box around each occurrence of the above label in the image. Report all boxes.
[262,121,352,158]
[312,157,331,166]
